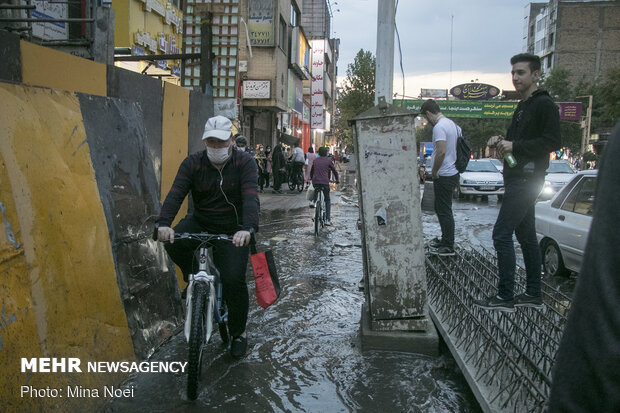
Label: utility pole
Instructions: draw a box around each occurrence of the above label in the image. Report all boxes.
[200,12,213,95]
[375,0,395,105]
[576,95,593,169]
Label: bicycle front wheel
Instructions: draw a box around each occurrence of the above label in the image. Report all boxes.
[296,171,304,192]
[314,193,322,236]
[187,282,207,400]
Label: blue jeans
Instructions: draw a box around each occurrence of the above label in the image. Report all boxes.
[493,177,544,299]
[433,174,459,247]
[312,184,331,220]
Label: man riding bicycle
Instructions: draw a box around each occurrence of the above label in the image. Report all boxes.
[156,115,259,359]
[309,146,339,225]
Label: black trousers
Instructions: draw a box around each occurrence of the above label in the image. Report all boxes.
[164,216,249,338]
[433,174,459,247]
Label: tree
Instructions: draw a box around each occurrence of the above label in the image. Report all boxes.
[334,50,376,149]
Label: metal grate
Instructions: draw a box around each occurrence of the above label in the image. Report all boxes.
[426,244,571,412]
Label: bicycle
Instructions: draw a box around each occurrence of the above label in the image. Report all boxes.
[158,232,231,400]
[313,188,327,236]
[287,162,305,192]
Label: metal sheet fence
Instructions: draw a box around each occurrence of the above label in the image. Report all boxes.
[426,244,572,412]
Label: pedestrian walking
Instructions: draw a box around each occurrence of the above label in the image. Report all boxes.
[255,144,267,192]
[419,99,460,256]
[264,145,272,188]
[271,144,286,194]
[305,146,317,189]
[474,53,561,312]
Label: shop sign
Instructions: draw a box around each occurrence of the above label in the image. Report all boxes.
[421,88,447,98]
[134,31,158,53]
[557,102,582,121]
[450,83,500,100]
[395,99,517,119]
[31,0,67,41]
[165,9,181,32]
[172,66,181,77]
[243,80,270,99]
[248,0,274,46]
[144,0,166,17]
[310,39,324,129]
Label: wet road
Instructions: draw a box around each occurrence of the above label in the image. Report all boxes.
[104,179,482,412]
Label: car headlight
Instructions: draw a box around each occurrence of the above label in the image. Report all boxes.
[463,179,475,184]
[545,180,552,186]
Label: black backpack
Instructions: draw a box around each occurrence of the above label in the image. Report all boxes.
[454,128,472,174]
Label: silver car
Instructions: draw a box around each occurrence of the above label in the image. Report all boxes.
[456,159,504,199]
[535,170,597,277]
[539,160,577,200]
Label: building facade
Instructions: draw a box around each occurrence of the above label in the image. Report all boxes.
[523,0,620,85]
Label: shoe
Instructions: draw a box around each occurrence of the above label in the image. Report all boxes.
[272,189,282,194]
[428,237,443,248]
[473,295,515,312]
[325,220,332,226]
[230,336,248,359]
[309,202,315,208]
[429,246,455,256]
[514,293,544,309]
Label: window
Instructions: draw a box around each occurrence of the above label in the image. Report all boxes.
[560,177,596,216]
[290,4,300,27]
[279,16,287,50]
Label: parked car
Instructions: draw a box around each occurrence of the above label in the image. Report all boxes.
[539,160,577,200]
[455,159,504,199]
[535,170,597,277]
[424,157,433,181]
[488,158,504,172]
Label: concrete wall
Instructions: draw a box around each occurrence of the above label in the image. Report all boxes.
[0,30,213,412]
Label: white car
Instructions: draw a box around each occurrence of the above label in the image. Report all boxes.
[539,160,577,200]
[535,170,597,277]
[456,159,504,199]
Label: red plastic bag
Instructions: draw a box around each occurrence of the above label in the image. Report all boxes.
[250,244,280,309]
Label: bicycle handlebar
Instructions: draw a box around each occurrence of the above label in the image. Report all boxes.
[152,226,233,243]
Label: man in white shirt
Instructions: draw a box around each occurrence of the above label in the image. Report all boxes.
[420,99,460,256]
[289,141,305,187]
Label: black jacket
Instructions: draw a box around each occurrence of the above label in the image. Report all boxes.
[504,89,562,180]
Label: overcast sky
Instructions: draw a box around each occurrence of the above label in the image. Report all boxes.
[331,0,529,96]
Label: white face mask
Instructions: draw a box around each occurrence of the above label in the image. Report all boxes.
[207,145,231,165]
[237,146,246,152]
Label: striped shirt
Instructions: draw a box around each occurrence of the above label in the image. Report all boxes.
[157,149,259,235]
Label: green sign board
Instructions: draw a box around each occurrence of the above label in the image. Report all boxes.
[394,99,518,119]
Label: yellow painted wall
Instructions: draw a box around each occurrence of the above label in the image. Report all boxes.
[20,41,107,96]
[113,0,131,46]
[0,83,135,412]
[162,82,190,287]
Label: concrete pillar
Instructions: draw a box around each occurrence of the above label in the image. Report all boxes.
[375,0,395,105]
[92,6,114,65]
[353,100,438,355]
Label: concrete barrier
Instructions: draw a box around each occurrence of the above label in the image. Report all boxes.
[0,31,214,411]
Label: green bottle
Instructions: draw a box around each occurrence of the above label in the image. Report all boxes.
[504,152,517,168]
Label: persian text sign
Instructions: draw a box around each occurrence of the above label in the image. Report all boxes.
[310,39,325,129]
[557,102,582,121]
[243,80,270,99]
[450,83,500,100]
[248,0,274,46]
[395,100,518,119]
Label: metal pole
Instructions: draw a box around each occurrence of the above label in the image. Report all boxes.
[576,94,593,170]
[200,12,213,95]
[375,0,395,105]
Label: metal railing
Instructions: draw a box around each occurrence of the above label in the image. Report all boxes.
[426,244,571,412]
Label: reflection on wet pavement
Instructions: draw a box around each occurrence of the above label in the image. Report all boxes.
[104,182,481,412]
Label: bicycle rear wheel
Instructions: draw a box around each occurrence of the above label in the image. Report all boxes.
[314,192,322,236]
[187,282,207,400]
[287,171,296,190]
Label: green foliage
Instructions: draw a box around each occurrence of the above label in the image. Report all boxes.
[334,50,376,149]
[596,67,620,127]
[540,67,573,101]
[456,118,511,156]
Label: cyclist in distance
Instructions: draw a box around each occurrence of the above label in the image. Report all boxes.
[289,141,306,188]
[309,146,339,225]
[156,115,259,359]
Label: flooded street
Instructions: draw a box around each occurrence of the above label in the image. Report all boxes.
[104,179,481,412]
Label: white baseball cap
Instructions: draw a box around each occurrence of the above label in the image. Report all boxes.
[201,115,232,141]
